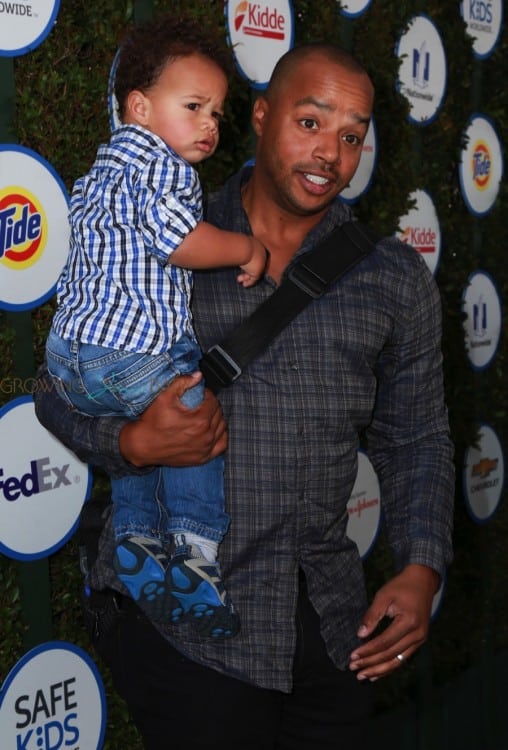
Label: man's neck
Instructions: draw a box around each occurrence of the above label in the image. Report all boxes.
[241,176,327,285]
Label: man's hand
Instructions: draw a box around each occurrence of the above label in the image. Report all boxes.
[349,564,440,681]
[119,372,227,468]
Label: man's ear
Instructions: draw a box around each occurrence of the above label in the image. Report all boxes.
[252,96,269,137]
[125,89,150,126]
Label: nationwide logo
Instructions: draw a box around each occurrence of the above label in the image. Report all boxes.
[412,41,430,88]
[471,456,498,479]
[0,187,46,270]
[400,225,436,254]
[233,1,286,40]
[471,140,492,190]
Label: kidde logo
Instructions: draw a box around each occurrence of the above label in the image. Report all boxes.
[471,140,492,190]
[400,225,436,253]
[234,1,286,39]
[0,457,71,501]
[0,187,46,270]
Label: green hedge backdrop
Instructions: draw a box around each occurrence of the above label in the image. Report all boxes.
[1,1,506,748]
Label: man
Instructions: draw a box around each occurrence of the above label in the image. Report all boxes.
[35,43,454,749]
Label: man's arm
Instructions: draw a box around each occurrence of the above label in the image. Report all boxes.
[349,246,454,680]
[34,364,227,478]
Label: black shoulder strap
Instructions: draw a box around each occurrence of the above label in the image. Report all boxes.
[200,220,378,394]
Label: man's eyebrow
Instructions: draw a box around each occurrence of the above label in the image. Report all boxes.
[294,96,370,125]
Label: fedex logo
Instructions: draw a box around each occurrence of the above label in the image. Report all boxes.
[0,458,71,501]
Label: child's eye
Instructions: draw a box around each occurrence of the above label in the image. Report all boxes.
[186,102,200,111]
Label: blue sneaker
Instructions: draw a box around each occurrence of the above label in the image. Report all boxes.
[168,535,240,639]
[113,536,172,623]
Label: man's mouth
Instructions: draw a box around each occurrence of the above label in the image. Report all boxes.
[303,173,331,186]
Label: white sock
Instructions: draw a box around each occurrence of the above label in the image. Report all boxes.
[183,533,218,563]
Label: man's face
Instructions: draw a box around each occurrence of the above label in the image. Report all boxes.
[252,53,374,216]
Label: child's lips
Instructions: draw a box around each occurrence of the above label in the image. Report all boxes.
[196,139,214,153]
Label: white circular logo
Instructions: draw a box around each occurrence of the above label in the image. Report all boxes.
[395,189,441,275]
[341,118,377,204]
[0,145,69,312]
[431,576,446,622]
[458,114,503,216]
[463,423,504,523]
[0,641,106,750]
[225,0,294,89]
[338,0,372,18]
[0,0,60,56]
[108,48,122,133]
[460,0,503,59]
[0,397,91,560]
[346,451,381,559]
[462,270,501,370]
[395,14,447,125]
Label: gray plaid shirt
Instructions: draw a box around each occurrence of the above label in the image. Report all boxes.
[35,167,454,692]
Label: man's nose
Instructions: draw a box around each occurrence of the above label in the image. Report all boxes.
[313,135,340,167]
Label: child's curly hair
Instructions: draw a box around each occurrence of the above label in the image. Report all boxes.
[114,13,234,120]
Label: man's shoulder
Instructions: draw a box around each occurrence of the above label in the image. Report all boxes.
[205,167,251,226]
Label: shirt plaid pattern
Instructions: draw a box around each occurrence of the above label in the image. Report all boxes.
[36,166,454,692]
[52,124,197,353]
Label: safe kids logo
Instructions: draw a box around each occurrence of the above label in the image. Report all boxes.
[396,189,441,275]
[464,423,504,523]
[396,14,447,125]
[461,0,503,58]
[226,0,294,88]
[0,397,91,560]
[0,145,69,311]
[0,187,46,270]
[0,0,60,56]
[459,114,503,216]
[0,641,106,750]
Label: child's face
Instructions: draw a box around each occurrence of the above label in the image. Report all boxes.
[128,53,228,164]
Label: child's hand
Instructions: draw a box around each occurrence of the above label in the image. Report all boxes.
[237,238,268,287]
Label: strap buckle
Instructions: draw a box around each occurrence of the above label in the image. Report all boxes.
[288,262,328,299]
[200,344,242,389]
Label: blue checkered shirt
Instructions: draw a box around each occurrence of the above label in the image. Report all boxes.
[52,124,197,353]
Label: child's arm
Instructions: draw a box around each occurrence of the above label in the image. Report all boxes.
[170,222,267,287]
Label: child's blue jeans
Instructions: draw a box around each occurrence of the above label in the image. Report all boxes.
[46,329,228,544]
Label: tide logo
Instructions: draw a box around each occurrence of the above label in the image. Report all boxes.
[0,187,47,270]
[471,140,492,191]
[234,1,286,39]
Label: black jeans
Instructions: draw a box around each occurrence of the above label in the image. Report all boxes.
[88,577,373,749]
